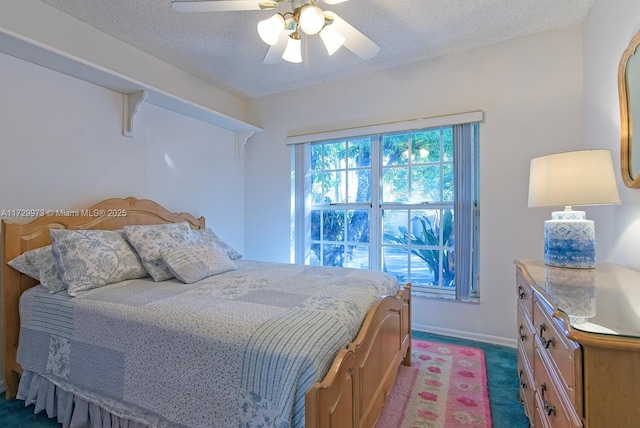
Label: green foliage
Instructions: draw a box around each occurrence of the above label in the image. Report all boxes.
[384,210,455,287]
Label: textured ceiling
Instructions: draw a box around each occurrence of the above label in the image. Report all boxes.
[40,0,595,99]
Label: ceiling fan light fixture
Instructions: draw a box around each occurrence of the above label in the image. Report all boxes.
[257,13,285,45]
[319,24,345,55]
[298,4,325,35]
[282,32,303,63]
[170,0,379,65]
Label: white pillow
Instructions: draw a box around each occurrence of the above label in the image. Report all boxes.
[124,222,197,281]
[161,244,237,284]
[50,229,147,296]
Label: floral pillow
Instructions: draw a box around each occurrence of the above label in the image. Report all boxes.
[160,243,237,284]
[7,245,67,294]
[7,250,40,280]
[50,229,148,296]
[124,222,198,281]
[194,228,242,260]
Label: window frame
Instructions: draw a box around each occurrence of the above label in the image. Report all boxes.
[290,111,482,301]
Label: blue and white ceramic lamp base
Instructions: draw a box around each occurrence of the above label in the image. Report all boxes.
[544,210,596,269]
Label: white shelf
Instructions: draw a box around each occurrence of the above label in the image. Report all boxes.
[0,27,262,143]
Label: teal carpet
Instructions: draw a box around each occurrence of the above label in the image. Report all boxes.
[0,331,529,427]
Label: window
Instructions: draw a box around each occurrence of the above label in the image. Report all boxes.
[291,112,481,300]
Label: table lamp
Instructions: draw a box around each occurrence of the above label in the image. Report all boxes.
[528,150,621,268]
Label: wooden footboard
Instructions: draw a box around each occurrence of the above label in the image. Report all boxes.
[306,283,411,428]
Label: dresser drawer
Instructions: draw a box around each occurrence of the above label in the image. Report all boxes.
[518,347,536,424]
[534,347,582,428]
[517,301,536,369]
[534,298,582,407]
[516,268,534,317]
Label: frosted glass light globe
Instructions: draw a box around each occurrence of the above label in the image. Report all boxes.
[319,25,345,55]
[257,14,285,45]
[298,4,325,35]
[282,34,303,63]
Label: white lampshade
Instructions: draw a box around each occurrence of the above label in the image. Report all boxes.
[298,4,325,35]
[528,149,621,269]
[528,150,621,208]
[282,33,302,63]
[257,14,285,46]
[319,25,345,55]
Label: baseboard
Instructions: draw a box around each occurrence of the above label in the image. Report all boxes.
[412,323,517,348]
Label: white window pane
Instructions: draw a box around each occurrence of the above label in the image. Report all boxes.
[411,165,441,202]
[382,246,408,283]
[347,210,370,243]
[347,138,371,168]
[410,252,435,285]
[383,210,408,245]
[383,135,409,166]
[382,167,409,202]
[345,245,369,269]
[350,170,371,203]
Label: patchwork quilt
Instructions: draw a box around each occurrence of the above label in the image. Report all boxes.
[17,260,400,427]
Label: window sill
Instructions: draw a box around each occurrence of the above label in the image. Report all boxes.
[411,290,480,304]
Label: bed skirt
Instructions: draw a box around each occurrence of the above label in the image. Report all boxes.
[17,370,180,428]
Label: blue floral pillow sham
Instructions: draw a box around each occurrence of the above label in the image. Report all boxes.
[50,229,148,296]
[7,250,40,279]
[194,228,242,260]
[124,222,197,281]
[8,245,67,294]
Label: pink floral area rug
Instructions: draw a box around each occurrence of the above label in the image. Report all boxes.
[376,339,492,428]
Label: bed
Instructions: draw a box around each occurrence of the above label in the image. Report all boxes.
[2,197,411,428]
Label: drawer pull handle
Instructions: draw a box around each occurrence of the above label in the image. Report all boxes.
[539,323,556,348]
[540,383,557,416]
[518,286,526,300]
[519,325,527,341]
[518,370,527,389]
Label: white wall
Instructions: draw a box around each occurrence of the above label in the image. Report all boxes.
[245,26,585,345]
[0,52,245,239]
[583,0,640,269]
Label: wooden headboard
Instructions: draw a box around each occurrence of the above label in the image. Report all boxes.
[1,196,205,398]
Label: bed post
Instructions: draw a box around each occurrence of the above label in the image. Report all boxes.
[2,220,26,399]
[402,283,412,367]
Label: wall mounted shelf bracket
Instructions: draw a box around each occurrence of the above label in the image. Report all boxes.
[123,91,148,138]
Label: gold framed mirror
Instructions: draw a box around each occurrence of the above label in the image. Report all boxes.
[619,29,640,188]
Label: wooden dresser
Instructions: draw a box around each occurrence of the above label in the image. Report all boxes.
[515,260,640,428]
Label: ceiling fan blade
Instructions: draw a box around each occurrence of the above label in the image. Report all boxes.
[325,11,379,60]
[322,0,350,4]
[171,1,274,12]
[263,30,290,64]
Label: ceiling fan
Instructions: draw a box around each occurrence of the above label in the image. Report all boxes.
[170,0,380,64]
